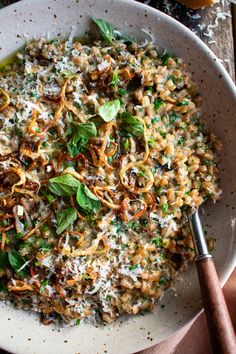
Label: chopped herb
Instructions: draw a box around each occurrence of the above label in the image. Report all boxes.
[16,232,23,239]
[38,239,53,251]
[40,279,49,293]
[158,276,169,286]
[41,190,55,203]
[127,220,139,231]
[76,319,81,326]
[151,117,160,124]
[159,131,167,138]
[122,138,129,150]
[41,224,48,232]
[129,264,138,270]
[110,67,119,86]
[176,100,189,107]
[117,88,126,96]
[83,273,90,280]
[138,171,147,178]
[154,98,164,110]
[145,86,153,92]
[161,52,173,65]
[167,75,177,84]
[148,138,155,146]
[168,112,180,124]
[204,159,212,166]
[30,92,40,99]
[177,137,185,145]
[122,244,129,249]
[162,203,168,213]
[152,236,164,248]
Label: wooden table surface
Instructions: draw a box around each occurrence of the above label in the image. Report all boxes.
[0,1,235,354]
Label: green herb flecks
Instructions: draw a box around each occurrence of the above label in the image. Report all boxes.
[152,236,164,248]
[40,279,49,293]
[162,203,169,214]
[154,98,164,110]
[110,67,119,86]
[129,264,138,271]
[176,100,189,107]
[161,52,173,65]
[168,112,181,124]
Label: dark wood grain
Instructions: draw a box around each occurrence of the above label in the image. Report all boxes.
[196,258,236,354]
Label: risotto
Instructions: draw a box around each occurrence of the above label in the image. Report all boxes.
[0,18,221,325]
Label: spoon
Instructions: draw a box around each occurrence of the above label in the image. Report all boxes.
[187,209,236,354]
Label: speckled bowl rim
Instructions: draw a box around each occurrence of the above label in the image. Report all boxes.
[0,1,235,353]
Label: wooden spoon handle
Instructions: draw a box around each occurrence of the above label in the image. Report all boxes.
[196,257,236,354]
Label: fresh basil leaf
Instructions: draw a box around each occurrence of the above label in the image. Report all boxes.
[110,67,119,86]
[98,99,120,122]
[71,122,97,144]
[8,250,28,278]
[121,112,144,137]
[92,17,116,43]
[76,184,101,213]
[0,251,10,269]
[67,136,88,157]
[49,174,81,196]
[67,141,83,157]
[92,17,134,44]
[56,207,77,235]
[67,122,97,157]
[114,30,134,44]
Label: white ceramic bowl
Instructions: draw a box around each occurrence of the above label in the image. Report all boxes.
[0,1,236,353]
